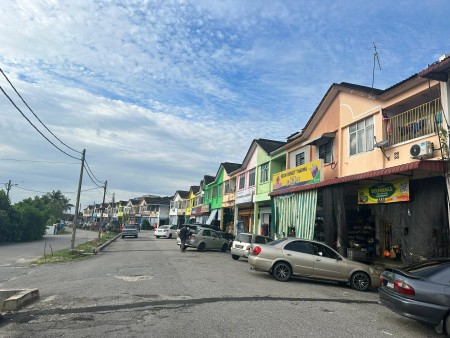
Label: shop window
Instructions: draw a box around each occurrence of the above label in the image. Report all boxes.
[349,116,374,156]
[260,162,269,183]
[239,174,245,190]
[295,152,305,166]
[319,141,333,164]
[249,168,256,187]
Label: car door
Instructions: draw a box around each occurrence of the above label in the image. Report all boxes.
[169,225,178,236]
[311,242,347,281]
[210,230,222,249]
[200,229,212,248]
[282,240,314,276]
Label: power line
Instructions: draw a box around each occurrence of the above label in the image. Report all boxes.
[84,160,105,185]
[0,68,82,155]
[15,185,102,195]
[0,157,78,164]
[0,84,81,161]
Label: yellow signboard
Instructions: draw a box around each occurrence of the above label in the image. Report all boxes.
[272,159,322,192]
[358,178,410,204]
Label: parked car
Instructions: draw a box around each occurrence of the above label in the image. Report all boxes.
[155,225,178,239]
[129,222,140,231]
[217,231,235,251]
[176,224,202,237]
[248,238,380,291]
[379,258,450,335]
[176,228,229,252]
[231,232,273,260]
[121,224,138,239]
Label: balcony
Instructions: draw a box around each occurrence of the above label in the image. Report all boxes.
[386,98,442,146]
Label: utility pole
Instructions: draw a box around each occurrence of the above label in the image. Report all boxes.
[98,180,107,239]
[5,180,17,198]
[71,149,86,250]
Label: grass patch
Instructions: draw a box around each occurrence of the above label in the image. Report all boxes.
[33,233,116,264]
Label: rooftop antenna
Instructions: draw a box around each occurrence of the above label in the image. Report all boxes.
[372,42,382,96]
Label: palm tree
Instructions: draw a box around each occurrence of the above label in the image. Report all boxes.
[44,190,73,222]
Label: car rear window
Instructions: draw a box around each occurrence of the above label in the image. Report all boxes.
[236,234,252,243]
[124,225,136,229]
[404,261,450,278]
[268,238,288,246]
[159,226,168,229]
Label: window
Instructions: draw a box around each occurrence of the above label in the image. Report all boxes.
[212,187,217,198]
[295,152,305,166]
[284,241,313,254]
[249,168,256,187]
[312,243,339,259]
[349,116,374,156]
[260,162,269,183]
[218,183,222,196]
[239,174,245,190]
[319,141,333,163]
[224,180,230,194]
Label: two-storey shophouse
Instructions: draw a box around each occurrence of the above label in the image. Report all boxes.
[230,139,285,235]
[169,190,189,226]
[185,185,199,223]
[269,62,449,263]
[204,162,241,230]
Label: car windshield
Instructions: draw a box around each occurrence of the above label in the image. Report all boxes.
[236,234,252,243]
[159,226,168,229]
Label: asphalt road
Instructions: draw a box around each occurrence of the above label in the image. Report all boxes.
[0,230,441,338]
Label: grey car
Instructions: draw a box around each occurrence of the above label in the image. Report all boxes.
[379,258,450,335]
[121,224,138,238]
[177,228,229,252]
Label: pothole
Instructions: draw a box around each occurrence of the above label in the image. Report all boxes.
[114,275,153,282]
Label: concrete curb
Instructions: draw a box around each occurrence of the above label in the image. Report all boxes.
[93,233,121,254]
[0,289,39,312]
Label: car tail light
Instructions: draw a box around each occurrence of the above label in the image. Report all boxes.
[394,280,415,296]
[252,246,261,255]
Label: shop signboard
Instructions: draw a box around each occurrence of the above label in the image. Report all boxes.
[236,187,254,204]
[358,178,410,204]
[272,159,322,192]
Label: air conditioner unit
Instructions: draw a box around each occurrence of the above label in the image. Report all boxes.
[410,141,433,159]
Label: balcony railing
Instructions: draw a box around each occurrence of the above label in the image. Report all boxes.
[387,98,442,145]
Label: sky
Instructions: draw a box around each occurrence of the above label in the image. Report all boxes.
[1,0,450,211]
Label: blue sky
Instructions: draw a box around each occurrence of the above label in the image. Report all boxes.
[1,0,449,208]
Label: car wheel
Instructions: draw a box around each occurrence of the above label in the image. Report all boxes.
[273,261,291,282]
[232,254,240,260]
[156,236,160,238]
[197,242,206,252]
[350,271,370,291]
[221,243,228,252]
[122,236,124,239]
[168,234,172,239]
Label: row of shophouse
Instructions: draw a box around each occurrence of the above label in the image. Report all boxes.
[83,54,450,264]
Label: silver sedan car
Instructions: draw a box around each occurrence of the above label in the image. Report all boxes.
[248,238,380,291]
[176,228,229,252]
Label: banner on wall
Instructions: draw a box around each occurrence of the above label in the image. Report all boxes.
[358,177,410,204]
[272,159,322,192]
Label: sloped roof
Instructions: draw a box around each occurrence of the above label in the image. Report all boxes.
[190,185,200,194]
[175,190,189,199]
[203,175,215,185]
[222,162,241,174]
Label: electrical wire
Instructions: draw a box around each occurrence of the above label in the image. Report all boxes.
[0,157,78,164]
[15,185,102,194]
[84,160,105,185]
[0,84,81,161]
[0,68,82,155]
[84,166,104,188]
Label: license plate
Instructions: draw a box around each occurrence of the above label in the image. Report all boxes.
[387,282,394,289]
[236,245,243,249]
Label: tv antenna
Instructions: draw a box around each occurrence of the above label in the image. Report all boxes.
[372,42,382,95]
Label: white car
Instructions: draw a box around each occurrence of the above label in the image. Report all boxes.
[154,225,178,239]
[231,233,273,260]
